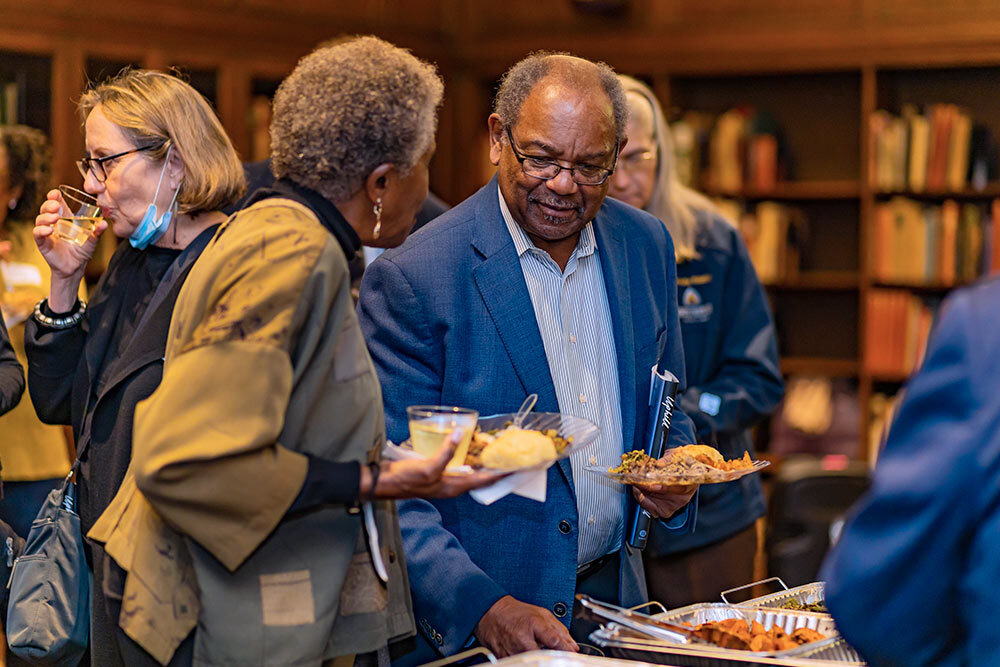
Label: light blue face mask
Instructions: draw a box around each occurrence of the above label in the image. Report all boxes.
[129,144,182,250]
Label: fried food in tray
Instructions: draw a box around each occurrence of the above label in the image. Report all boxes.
[682,618,827,652]
[585,444,769,485]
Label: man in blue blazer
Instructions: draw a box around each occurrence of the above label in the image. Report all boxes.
[820,278,1000,666]
[359,53,698,662]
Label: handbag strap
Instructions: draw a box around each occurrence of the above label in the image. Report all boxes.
[70,224,218,475]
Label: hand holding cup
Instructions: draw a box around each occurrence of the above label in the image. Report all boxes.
[34,187,108,282]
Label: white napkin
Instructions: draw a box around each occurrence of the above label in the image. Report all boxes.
[468,467,547,505]
[382,442,549,505]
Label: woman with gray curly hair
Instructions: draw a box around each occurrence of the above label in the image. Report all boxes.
[90,36,501,667]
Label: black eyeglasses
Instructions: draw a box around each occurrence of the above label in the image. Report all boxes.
[505,126,618,186]
[76,143,164,183]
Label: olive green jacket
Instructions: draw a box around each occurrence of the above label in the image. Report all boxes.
[89,198,414,666]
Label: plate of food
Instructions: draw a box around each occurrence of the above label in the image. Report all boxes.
[585,444,769,485]
[386,411,601,474]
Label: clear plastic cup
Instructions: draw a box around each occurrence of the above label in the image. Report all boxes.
[53,185,102,246]
[406,405,479,468]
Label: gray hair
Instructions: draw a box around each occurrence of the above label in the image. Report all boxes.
[619,75,724,262]
[494,52,628,145]
[271,36,444,202]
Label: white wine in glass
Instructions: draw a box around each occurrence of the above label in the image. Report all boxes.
[406,406,478,468]
[54,185,102,246]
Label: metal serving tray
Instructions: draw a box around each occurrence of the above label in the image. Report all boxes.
[589,603,864,666]
[722,578,827,616]
[491,649,678,667]
[419,648,683,667]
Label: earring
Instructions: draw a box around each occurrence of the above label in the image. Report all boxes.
[372,197,383,240]
[7,199,16,211]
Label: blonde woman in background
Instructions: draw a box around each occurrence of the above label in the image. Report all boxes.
[25,69,245,666]
[608,75,784,607]
[0,125,79,537]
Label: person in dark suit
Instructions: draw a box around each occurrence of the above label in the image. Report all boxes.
[820,278,1000,666]
[358,53,699,662]
[0,317,23,417]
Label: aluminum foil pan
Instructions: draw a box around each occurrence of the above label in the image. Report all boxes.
[734,582,826,613]
[661,602,836,641]
[591,628,865,666]
[589,603,864,665]
[490,649,660,667]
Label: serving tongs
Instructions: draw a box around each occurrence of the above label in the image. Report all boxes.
[575,595,734,648]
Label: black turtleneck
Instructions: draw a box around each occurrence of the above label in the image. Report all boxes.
[243,178,362,258]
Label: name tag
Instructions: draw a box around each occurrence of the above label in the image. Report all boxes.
[699,392,722,416]
[1,261,42,288]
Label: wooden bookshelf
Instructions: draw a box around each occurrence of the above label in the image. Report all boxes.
[704,180,861,200]
[871,281,973,292]
[766,271,860,291]
[875,185,1000,199]
[781,357,859,377]
[869,371,912,383]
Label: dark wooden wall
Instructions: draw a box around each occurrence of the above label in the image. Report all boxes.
[6,0,1000,202]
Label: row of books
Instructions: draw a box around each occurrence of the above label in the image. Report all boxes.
[671,108,785,194]
[0,80,20,125]
[865,289,939,378]
[869,104,997,192]
[871,197,1000,285]
[716,199,806,284]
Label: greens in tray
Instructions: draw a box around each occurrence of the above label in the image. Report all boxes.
[778,599,827,613]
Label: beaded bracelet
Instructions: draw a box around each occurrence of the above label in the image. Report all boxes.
[32,298,87,330]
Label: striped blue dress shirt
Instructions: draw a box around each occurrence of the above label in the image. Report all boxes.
[498,187,625,566]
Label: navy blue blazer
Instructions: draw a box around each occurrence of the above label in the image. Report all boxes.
[821,277,1000,666]
[358,177,696,661]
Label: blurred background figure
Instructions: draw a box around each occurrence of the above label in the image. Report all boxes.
[0,318,22,418]
[0,125,74,537]
[608,75,784,608]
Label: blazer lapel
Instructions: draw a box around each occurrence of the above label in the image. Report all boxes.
[470,180,573,488]
[593,213,640,453]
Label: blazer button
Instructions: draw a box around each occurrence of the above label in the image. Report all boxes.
[553,602,568,617]
[558,520,572,534]
[436,633,444,645]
